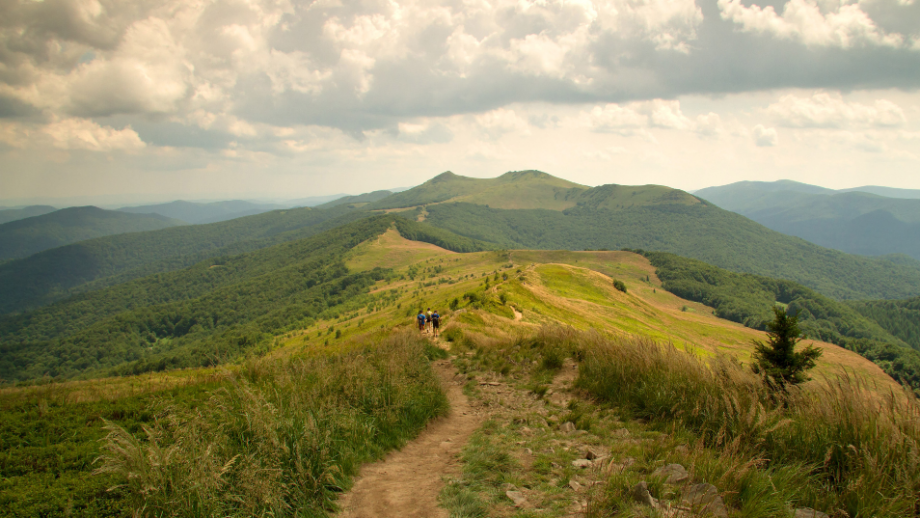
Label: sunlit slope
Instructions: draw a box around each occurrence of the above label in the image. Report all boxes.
[370,170,698,212]
[371,170,587,210]
[308,231,896,390]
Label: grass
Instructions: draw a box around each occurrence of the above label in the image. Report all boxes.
[95,331,448,517]
[445,327,920,518]
[574,329,920,518]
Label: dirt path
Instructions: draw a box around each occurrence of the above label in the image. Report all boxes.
[337,358,483,518]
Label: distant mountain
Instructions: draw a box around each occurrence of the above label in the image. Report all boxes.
[372,171,920,301]
[839,186,920,199]
[0,207,183,262]
[284,194,350,207]
[118,200,288,224]
[318,190,393,208]
[694,181,920,260]
[0,205,57,225]
[370,170,699,211]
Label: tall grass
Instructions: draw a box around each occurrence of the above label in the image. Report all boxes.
[573,330,920,518]
[95,331,449,517]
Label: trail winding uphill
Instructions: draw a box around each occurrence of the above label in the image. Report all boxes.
[337,357,483,518]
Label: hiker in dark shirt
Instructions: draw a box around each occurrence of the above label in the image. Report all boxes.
[431,310,441,338]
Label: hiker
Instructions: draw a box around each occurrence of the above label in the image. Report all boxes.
[431,310,441,338]
[417,310,426,334]
[426,307,432,332]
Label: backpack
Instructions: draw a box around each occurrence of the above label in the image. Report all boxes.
[417,313,425,323]
[432,313,440,323]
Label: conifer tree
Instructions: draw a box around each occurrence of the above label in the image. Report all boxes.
[752,306,822,391]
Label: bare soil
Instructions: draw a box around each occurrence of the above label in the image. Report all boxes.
[337,358,483,518]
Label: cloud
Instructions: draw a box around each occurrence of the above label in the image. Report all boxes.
[718,0,907,49]
[0,0,918,145]
[581,99,721,136]
[752,124,778,146]
[43,117,145,151]
[475,108,531,138]
[767,91,907,128]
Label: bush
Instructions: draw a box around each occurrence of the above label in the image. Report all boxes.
[613,280,627,293]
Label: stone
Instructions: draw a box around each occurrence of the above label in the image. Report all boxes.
[630,481,658,507]
[505,490,527,507]
[571,459,593,469]
[569,480,583,492]
[682,483,729,518]
[560,421,577,433]
[795,508,830,518]
[653,463,690,484]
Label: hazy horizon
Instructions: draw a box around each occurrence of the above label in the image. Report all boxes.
[4,172,920,210]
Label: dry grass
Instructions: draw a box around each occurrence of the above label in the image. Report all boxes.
[95,331,449,518]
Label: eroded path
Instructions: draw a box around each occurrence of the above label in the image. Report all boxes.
[337,358,483,518]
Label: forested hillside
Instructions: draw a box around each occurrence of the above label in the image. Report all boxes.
[641,251,920,391]
[419,202,920,300]
[847,297,920,351]
[0,205,367,314]
[0,207,183,262]
[0,215,491,381]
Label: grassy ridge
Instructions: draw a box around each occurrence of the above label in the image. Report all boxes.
[97,332,447,517]
[642,251,920,391]
[1,332,447,517]
[575,330,920,518]
[421,202,920,300]
[450,326,920,517]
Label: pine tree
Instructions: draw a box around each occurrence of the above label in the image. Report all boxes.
[752,306,822,391]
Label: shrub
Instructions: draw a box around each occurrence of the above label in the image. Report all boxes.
[613,280,627,293]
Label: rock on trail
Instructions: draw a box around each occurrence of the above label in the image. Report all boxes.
[337,359,482,518]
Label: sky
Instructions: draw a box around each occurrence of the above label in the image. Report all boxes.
[1,0,919,205]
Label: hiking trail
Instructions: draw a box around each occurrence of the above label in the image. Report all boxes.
[337,348,483,518]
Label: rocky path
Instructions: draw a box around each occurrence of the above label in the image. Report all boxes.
[337,357,483,518]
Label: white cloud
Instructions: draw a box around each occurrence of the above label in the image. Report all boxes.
[43,118,146,151]
[718,0,906,49]
[475,108,531,138]
[767,92,907,128]
[752,124,778,146]
[580,99,722,136]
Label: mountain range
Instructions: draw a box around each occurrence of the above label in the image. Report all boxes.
[695,180,920,260]
[0,206,183,263]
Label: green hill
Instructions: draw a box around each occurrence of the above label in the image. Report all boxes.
[0,207,184,262]
[318,190,393,208]
[0,215,490,381]
[0,205,57,225]
[371,170,588,210]
[0,205,369,315]
[417,201,920,300]
[695,181,920,260]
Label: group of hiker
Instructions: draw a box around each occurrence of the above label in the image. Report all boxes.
[416,307,441,337]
